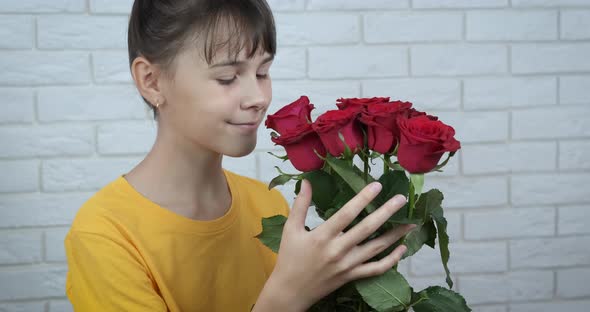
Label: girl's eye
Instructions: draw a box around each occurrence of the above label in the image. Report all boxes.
[257,73,269,79]
[217,76,236,85]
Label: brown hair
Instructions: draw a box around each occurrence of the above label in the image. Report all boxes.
[127,0,277,117]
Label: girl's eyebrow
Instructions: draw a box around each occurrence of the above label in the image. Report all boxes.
[209,55,274,69]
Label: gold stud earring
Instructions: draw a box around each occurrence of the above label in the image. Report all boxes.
[155,100,160,109]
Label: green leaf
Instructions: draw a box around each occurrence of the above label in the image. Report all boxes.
[331,176,357,209]
[268,174,292,190]
[410,290,428,307]
[387,215,423,225]
[338,131,354,159]
[386,162,405,171]
[254,215,287,253]
[391,142,399,156]
[329,178,361,227]
[432,152,455,172]
[273,165,296,176]
[325,155,378,213]
[412,286,471,312]
[386,203,422,225]
[295,179,302,195]
[355,270,412,312]
[431,206,453,289]
[401,219,437,260]
[408,189,454,288]
[370,151,382,160]
[323,207,339,220]
[266,151,289,161]
[376,170,409,208]
[302,170,338,212]
[413,189,444,223]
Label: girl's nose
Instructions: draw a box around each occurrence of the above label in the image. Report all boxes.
[241,77,270,111]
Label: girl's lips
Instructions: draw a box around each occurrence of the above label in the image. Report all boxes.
[228,122,258,132]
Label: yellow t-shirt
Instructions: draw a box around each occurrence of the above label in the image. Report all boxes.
[65,169,290,311]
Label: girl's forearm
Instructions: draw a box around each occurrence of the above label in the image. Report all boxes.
[252,273,307,312]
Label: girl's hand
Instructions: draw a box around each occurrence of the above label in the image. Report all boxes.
[256,179,415,312]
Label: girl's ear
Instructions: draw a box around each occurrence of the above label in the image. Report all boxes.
[131,56,166,107]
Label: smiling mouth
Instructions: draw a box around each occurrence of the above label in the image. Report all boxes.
[226,121,260,132]
[227,120,260,126]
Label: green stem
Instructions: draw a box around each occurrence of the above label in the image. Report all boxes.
[363,152,369,184]
[408,181,415,219]
[383,155,389,175]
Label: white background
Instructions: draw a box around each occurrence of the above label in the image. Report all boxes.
[1,0,590,311]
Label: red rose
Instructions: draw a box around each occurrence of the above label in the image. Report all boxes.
[402,107,438,120]
[397,116,461,173]
[312,108,364,157]
[271,123,326,172]
[265,96,314,134]
[336,97,390,113]
[359,101,413,154]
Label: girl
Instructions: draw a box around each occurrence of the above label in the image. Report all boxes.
[64,0,414,311]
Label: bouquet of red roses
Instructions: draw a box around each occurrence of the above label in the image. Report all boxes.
[256,96,471,311]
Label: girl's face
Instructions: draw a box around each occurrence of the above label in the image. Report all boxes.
[158,46,274,157]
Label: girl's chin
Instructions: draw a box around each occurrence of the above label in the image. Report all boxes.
[222,140,257,158]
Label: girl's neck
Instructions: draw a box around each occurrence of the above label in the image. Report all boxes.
[124,127,232,221]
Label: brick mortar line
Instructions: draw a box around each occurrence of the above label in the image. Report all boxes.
[3,74,590,86]
[0,224,78,233]
[554,205,560,237]
[553,261,559,300]
[0,296,67,304]
[0,226,70,232]
[413,272,585,286]
[405,46,411,77]
[558,9,562,40]
[36,159,42,194]
[556,141,561,170]
[0,298,51,304]
[10,39,590,52]
[420,265,590,279]
[508,298,590,306]
[254,152,261,181]
[40,231,47,263]
[32,15,38,49]
[557,75,562,106]
[0,263,67,271]
[2,6,590,15]
[359,13,365,44]
[462,10,466,40]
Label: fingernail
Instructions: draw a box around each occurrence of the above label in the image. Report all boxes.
[370,182,382,193]
[400,245,408,254]
[299,180,308,196]
[394,195,407,205]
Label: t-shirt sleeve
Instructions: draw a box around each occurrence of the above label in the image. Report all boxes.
[271,188,291,217]
[65,231,168,311]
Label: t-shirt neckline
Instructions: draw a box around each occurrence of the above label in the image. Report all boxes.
[114,169,240,234]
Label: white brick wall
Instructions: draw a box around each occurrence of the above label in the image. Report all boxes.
[0,0,589,311]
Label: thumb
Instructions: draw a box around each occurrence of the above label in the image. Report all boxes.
[287,179,312,231]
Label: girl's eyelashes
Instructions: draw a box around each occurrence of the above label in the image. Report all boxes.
[216,73,269,86]
[216,76,236,85]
